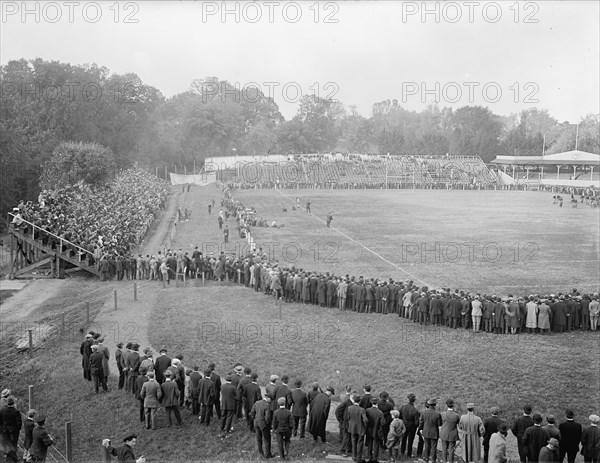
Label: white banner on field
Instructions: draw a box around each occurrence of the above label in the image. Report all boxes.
[170,172,217,186]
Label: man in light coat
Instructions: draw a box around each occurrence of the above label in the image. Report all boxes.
[140,372,162,430]
[440,398,461,463]
[459,403,485,463]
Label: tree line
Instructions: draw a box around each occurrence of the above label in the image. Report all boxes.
[1,58,599,215]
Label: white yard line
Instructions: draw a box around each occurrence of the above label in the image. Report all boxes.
[275,189,436,288]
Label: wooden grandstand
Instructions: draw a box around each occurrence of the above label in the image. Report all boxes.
[230,155,498,187]
[6,212,100,279]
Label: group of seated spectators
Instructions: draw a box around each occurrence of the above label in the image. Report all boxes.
[10,166,170,263]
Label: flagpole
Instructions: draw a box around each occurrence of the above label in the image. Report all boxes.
[542,134,546,157]
[575,124,579,150]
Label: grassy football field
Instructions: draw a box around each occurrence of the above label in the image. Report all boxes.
[175,187,600,295]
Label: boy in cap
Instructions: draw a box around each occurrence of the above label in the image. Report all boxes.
[538,438,559,463]
[387,409,405,462]
[273,397,294,459]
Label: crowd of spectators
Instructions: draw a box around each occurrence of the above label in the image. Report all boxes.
[10,166,170,262]
[76,337,600,463]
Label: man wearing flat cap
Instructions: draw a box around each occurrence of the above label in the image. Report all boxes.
[419,398,442,463]
[30,414,54,463]
[538,438,560,463]
[459,403,485,463]
[140,372,162,430]
[580,415,600,463]
[250,394,274,458]
[102,434,146,463]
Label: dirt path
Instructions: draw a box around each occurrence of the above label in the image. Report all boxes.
[87,187,189,376]
[0,279,71,323]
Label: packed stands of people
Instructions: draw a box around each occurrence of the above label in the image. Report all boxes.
[220,155,499,190]
[9,166,170,262]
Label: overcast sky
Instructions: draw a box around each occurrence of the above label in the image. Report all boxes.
[1,1,598,122]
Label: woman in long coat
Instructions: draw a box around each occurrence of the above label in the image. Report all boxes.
[458,405,485,463]
[537,300,551,333]
[525,297,539,333]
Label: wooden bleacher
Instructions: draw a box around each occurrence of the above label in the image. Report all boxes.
[6,213,101,279]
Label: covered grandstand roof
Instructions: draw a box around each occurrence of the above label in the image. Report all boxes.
[492,150,600,166]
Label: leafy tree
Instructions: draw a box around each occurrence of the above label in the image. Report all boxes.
[40,141,116,190]
[546,114,600,155]
[448,106,503,162]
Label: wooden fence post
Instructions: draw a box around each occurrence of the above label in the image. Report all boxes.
[133,282,137,301]
[65,421,73,462]
[28,329,33,358]
[28,385,34,410]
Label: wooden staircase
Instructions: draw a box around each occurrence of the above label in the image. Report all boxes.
[6,213,101,279]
